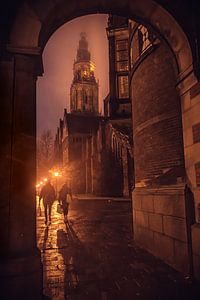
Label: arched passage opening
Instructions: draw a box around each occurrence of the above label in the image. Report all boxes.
[1,1,200,299]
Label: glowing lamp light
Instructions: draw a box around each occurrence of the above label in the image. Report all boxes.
[54,172,59,177]
[44,178,47,182]
[40,181,43,185]
[90,62,95,71]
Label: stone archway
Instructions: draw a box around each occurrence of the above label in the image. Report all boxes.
[1,1,198,299]
[9,1,192,73]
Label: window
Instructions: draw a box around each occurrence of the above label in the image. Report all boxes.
[116,50,128,61]
[115,39,129,72]
[138,25,152,55]
[117,61,129,72]
[130,25,158,67]
[195,162,200,187]
[118,75,129,98]
[116,40,128,51]
[116,61,129,72]
[192,123,200,143]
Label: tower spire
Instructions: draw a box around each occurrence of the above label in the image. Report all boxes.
[70,33,99,115]
[76,32,91,62]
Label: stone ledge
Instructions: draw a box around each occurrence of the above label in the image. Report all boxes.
[133,185,185,196]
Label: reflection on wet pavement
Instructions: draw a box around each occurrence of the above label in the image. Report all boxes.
[37,198,199,300]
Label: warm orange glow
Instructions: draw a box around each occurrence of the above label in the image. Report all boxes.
[40,181,43,185]
[37,15,109,136]
[44,178,48,182]
[90,62,95,71]
[54,172,59,177]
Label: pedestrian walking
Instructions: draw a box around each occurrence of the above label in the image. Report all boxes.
[58,182,73,223]
[39,179,56,225]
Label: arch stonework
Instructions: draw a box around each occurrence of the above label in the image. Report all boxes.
[1,0,200,299]
[9,0,192,75]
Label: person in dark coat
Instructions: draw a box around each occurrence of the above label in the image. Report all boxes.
[39,180,56,225]
[58,182,73,223]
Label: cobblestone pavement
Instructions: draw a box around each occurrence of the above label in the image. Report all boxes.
[37,198,199,300]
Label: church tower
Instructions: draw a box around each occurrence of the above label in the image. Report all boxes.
[70,32,99,114]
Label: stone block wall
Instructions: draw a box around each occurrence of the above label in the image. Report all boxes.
[191,224,200,279]
[129,24,198,277]
[132,185,190,274]
[178,62,200,280]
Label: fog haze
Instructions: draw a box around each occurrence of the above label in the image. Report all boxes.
[37,14,109,137]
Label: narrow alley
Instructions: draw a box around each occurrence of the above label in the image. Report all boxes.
[37,198,199,300]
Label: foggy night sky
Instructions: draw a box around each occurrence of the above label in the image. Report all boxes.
[37,14,109,138]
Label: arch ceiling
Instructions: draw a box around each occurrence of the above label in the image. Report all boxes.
[1,0,199,78]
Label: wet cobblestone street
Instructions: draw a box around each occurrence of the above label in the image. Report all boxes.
[37,198,199,300]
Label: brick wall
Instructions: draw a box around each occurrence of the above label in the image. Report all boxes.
[130,41,185,186]
[130,28,191,275]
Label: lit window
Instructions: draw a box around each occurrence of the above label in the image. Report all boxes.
[138,25,152,54]
[130,24,157,67]
[115,39,129,72]
[116,40,128,51]
[116,61,129,72]
[118,75,129,99]
[116,50,128,61]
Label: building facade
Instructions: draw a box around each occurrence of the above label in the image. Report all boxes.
[104,15,131,119]
[104,15,134,196]
[55,30,134,197]
[54,33,102,193]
